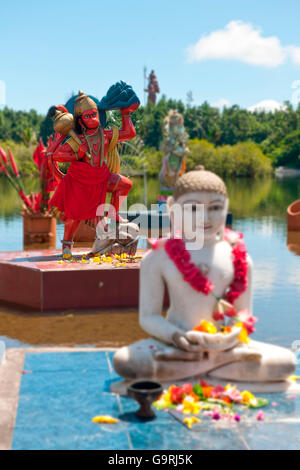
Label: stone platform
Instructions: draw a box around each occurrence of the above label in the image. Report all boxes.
[1,347,299,450]
[0,248,147,311]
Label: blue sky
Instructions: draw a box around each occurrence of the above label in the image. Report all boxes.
[1,0,300,114]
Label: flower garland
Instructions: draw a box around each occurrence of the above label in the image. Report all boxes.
[164,238,214,295]
[163,228,248,304]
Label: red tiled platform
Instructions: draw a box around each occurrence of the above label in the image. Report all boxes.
[0,249,147,311]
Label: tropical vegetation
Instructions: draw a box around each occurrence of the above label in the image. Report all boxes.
[1,96,300,177]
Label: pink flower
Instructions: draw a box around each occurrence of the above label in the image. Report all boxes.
[236,309,250,322]
[222,388,243,403]
[234,414,241,422]
[243,317,258,335]
[210,386,225,399]
[272,402,278,407]
[256,410,264,421]
[212,412,221,420]
[236,310,258,335]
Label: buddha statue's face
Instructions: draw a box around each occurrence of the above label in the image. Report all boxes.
[171,191,228,244]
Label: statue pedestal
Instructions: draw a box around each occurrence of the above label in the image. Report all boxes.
[0,248,149,311]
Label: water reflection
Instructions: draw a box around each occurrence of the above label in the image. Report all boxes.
[1,175,300,219]
[287,231,300,256]
[0,302,148,349]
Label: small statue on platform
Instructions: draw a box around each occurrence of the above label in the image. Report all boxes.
[158,110,189,206]
[145,70,160,105]
[114,167,297,393]
[47,82,140,256]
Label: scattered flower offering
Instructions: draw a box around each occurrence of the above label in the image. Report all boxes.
[184,416,201,429]
[92,415,119,424]
[154,379,269,427]
[58,252,142,266]
[256,410,264,421]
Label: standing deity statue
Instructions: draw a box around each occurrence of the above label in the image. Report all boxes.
[158,110,190,207]
[46,82,140,256]
[145,70,160,105]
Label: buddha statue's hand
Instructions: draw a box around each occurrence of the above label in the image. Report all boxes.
[185,326,242,352]
[171,331,204,352]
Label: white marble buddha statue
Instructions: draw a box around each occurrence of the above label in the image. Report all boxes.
[113,167,297,392]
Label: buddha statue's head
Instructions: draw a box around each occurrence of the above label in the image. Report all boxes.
[168,166,229,243]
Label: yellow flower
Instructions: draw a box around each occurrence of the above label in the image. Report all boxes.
[241,390,255,404]
[234,322,250,344]
[193,320,217,334]
[182,399,201,415]
[62,254,71,259]
[288,375,300,382]
[92,415,119,424]
[154,389,173,408]
[183,417,201,429]
[92,257,101,263]
[57,260,64,264]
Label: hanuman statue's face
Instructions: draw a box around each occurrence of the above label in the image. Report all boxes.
[80,108,100,130]
[170,191,228,243]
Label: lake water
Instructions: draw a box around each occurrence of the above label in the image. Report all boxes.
[0,175,300,350]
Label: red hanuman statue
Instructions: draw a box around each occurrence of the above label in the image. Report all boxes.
[48,90,139,255]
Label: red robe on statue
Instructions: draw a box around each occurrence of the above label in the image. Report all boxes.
[50,160,111,220]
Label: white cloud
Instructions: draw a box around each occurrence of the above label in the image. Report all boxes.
[211,98,231,108]
[248,100,287,113]
[287,46,300,65]
[187,20,300,68]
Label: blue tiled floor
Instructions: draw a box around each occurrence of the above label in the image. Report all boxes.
[12,351,300,450]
